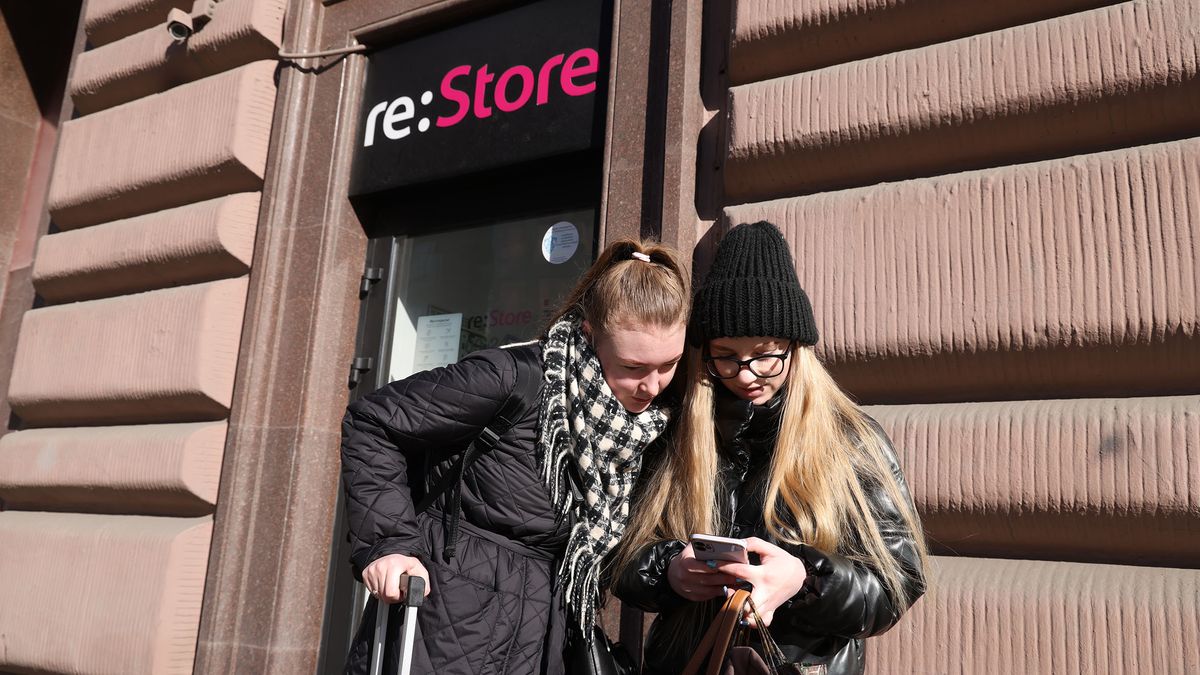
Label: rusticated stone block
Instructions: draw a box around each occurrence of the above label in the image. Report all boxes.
[729,0,1116,83]
[726,0,1200,201]
[85,0,192,48]
[874,557,1200,673]
[33,193,259,303]
[868,396,1200,566]
[8,278,248,426]
[0,422,226,515]
[72,0,285,114]
[0,512,212,674]
[726,139,1200,401]
[48,61,276,229]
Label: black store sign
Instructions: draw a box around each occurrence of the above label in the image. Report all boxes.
[349,0,608,196]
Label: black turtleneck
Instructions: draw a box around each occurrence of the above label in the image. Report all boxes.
[713,386,785,538]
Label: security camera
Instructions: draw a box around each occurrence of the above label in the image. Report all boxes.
[166,0,220,43]
[166,8,193,42]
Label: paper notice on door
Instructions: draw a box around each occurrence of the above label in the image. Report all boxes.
[412,313,462,372]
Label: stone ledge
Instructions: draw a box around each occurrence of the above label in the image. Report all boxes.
[725,138,1200,401]
[73,0,285,115]
[85,0,192,48]
[0,422,226,515]
[8,278,249,426]
[875,556,1200,673]
[868,396,1200,567]
[0,512,213,674]
[48,61,277,229]
[729,0,1117,83]
[725,0,1200,201]
[34,193,259,303]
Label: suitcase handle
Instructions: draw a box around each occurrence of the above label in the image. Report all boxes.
[400,574,426,607]
[370,574,426,675]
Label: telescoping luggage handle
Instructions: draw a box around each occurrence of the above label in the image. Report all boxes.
[370,574,426,675]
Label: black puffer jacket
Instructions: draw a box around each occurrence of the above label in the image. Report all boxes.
[613,390,925,675]
[341,345,573,675]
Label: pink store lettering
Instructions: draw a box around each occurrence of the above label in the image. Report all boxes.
[362,47,599,147]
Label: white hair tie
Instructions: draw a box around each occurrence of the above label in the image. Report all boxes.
[631,252,651,262]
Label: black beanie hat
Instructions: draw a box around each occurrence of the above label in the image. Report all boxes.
[690,221,818,346]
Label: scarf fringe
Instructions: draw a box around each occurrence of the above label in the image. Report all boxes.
[536,315,668,631]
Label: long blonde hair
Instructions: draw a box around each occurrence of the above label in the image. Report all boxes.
[614,343,929,644]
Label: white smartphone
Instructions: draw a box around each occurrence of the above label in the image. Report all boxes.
[690,533,749,564]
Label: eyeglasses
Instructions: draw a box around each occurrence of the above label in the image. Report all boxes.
[703,345,793,379]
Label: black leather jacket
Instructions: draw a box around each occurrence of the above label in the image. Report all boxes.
[612,390,925,675]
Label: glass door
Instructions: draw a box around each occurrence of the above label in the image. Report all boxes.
[319,198,599,674]
[386,208,596,381]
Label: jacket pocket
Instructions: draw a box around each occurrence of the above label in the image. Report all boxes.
[423,561,511,674]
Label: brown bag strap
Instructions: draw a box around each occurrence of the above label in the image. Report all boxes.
[707,590,753,675]
[681,590,754,675]
[680,606,724,675]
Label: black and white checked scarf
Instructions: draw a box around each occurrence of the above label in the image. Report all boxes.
[538,314,669,631]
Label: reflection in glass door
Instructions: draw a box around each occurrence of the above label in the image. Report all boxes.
[386,208,596,380]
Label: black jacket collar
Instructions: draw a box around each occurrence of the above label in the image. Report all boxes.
[714,386,785,469]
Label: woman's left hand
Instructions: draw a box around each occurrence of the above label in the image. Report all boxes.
[714,536,807,627]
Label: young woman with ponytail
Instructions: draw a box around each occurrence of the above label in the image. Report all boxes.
[612,222,928,675]
[341,239,691,674]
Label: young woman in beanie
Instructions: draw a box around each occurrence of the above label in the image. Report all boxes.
[612,221,927,674]
[341,239,691,675]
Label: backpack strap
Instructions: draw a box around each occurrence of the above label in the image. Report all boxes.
[415,343,543,561]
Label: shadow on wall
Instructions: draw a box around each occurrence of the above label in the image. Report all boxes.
[0,0,81,118]
[0,0,82,433]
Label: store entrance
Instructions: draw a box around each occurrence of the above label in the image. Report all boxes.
[317,154,602,672]
[319,0,611,665]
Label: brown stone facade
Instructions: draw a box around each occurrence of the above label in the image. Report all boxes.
[0,1,1196,674]
[1,0,284,672]
[708,0,1200,672]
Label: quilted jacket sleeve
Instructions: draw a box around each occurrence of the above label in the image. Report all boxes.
[772,419,926,639]
[340,349,518,579]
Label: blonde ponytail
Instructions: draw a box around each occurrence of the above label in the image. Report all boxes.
[545,239,690,333]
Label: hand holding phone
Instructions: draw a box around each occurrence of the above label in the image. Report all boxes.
[704,536,809,628]
[667,537,740,602]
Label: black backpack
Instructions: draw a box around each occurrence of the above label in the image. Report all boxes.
[414,343,543,561]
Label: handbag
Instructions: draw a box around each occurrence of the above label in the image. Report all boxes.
[682,590,825,675]
[566,623,638,675]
